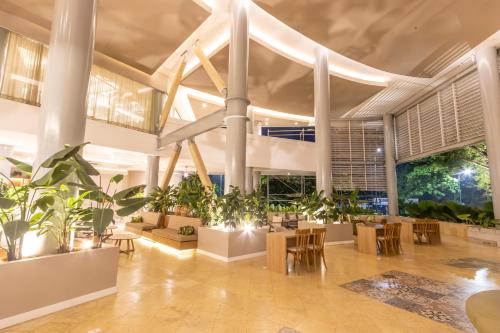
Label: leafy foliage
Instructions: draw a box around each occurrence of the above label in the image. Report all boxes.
[0,143,147,260]
[401,200,497,228]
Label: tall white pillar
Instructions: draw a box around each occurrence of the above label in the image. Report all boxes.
[145,155,160,196]
[224,0,249,194]
[476,46,500,219]
[383,114,399,215]
[252,170,261,191]
[35,0,96,167]
[313,47,332,197]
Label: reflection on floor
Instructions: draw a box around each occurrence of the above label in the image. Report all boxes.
[3,235,500,333]
[443,257,500,274]
[341,270,474,332]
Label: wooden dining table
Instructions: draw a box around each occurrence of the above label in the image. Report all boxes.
[266,230,316,275]
[356,223,384,255]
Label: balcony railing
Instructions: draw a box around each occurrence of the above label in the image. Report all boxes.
[261,126,315,142]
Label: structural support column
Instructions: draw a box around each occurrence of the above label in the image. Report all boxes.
[145,155,160,196]
[188,139,213,189]
[160,143,182,189]
[383,114,399,215]
[252,170,261,192]
[224,0,249,194]
[476,46,500,219]
[34,0,96,167]
[313,47,332,197]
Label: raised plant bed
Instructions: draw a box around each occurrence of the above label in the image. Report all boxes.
[438,220,469,239]
[0,246,119,329]
[298,221,354,244]
[467,226,500,247]
[197,226,268,262]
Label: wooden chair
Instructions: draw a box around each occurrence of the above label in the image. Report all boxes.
[425,220,441,244]
[376,224,397,255]
[309,228,327,270]
[287,229,311,273]
[413,221,427,244]
[391,223,403,254]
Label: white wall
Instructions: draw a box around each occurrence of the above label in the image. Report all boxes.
[0,98,316,174]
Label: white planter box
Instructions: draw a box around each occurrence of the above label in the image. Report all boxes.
[197,227,268,262]
[0,246,119,329]
[298,221,354,244]
[467,226,500,247]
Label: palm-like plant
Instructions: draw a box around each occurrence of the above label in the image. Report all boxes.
[147,186,177,214]
[219,186,244,230]
[243,190,267,227]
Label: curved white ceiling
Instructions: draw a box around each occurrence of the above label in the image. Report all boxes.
[157,0,432,88]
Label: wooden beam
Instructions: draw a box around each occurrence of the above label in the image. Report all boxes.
[158,109,225,149]
[188,139,213,190]
[159,56,187,130]
[193,42,227,96]
[160,142,182,189]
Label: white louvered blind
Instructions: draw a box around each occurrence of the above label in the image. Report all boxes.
[331,120,386,191]
[394,70,485,162]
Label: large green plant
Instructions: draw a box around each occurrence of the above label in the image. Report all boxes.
[243,190,267,227]
[37,185,92,253]
[176,175,205,216]
[402,200,496,228]
[147,186,177,214]
[219,186,244,230]
[71,174,147,248]
[0,143,94,260]
[293,190,326,221]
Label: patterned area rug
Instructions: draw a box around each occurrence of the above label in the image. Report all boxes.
[341,270,474,332]
[442,257,500,274]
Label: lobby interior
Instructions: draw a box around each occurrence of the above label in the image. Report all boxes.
[1,0,500,332]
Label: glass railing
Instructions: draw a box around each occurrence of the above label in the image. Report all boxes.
[0,29,160,133]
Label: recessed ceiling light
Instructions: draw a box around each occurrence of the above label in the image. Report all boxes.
[294,122,298,126]
[201,103,208,109]
[264,118,269,121]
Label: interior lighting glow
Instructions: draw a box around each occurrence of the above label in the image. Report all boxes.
[115,107,144,121]
[250,26,315,65]
[329,65,389,85]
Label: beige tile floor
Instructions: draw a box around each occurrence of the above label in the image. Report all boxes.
[3,235,500,333]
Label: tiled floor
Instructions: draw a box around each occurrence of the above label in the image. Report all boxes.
[341,270,474,332]
[442,257,500,274]
[3,233,500,333]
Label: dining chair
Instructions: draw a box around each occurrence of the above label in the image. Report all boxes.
[309,228,327,270]
[377,224,396,255]
[425,220,440,244]
[287,229,311,273]
[413,221,427,244]
[392,223,403,255]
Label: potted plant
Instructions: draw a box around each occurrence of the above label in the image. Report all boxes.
[147,185,177,215]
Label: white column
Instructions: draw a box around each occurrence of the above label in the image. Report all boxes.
[383,114,399,215]
[0,144,14,177]
[34,0,96,167]
[476,46,500,219]
[313,47,332,197]
[252,170,261,191]
[224,0,249,194]
[145,155,160,196]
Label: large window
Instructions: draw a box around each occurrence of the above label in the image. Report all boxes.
[0,29,158,132]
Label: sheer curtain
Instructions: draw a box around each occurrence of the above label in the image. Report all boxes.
[0,30,157,132]
[87,65,156,132]
[0,31,47,106]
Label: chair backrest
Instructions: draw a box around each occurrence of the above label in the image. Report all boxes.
[167,215,202,233]
[392,223,402,239]
[295,229,310,250]
[382,223,396,239]
[312,228,327,250]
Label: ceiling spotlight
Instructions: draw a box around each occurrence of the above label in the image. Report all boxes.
[183,166,189,178]
[294,122,299,126]
[376,148,382,153]
[264,118,269,121]
[201,103,208,109]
